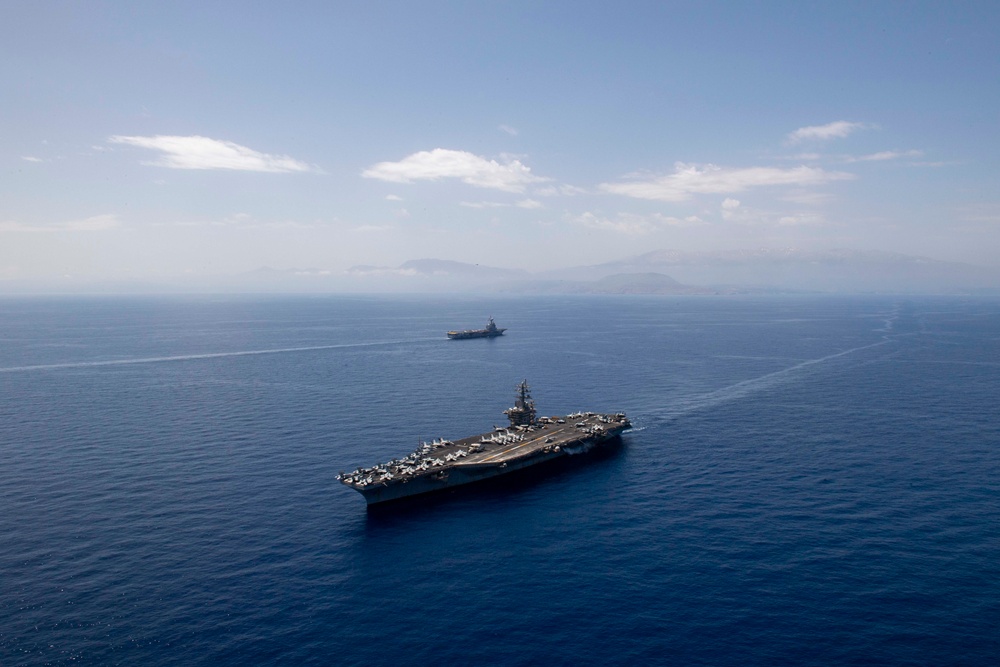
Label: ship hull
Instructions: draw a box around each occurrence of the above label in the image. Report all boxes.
[343,420,628,506]
[446,329,506,339]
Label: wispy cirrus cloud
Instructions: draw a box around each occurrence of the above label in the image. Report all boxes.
[778,153,823,161]
[361,148,547,192]
[782,148,925,165]
[347,265,419,277]
[720,199,824,226]
[573,211,705,235]
[108,135,316,173]
[780,191,835,206]
[535,184,588,197]
[0,214,121,233]
[775,213,824,226]
[601,162,854,202]
[787,121,868,144]
[353,224,398,233]
[460,201,506,209]
[21,156,43,163]
[149,212,323,230]
[498,124,519,136]
[848,149,923,162]
[460,199,543,209]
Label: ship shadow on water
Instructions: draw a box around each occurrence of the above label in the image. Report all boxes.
[363,435,628,522]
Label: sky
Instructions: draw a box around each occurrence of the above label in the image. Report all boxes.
[3,1,1000,286]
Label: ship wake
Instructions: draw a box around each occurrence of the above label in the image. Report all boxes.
[0,338,438,374]
[649,338,895,423]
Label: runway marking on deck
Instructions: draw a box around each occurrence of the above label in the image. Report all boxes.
[477,435,549,463]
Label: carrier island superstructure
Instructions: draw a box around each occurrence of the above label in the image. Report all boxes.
[337,381,630,505]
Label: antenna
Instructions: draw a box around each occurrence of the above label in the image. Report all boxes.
[504,379,537,427]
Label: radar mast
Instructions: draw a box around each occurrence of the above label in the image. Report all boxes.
[504,379,537,427]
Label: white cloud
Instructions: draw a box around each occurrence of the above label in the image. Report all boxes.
[575,212,653,235]
[780,191,835,206]
[781,149,925,164]
[0,221,37,233]
[721,203,824,226]
[347,265,419,276]
[776,214,824,226]
[601,162,854,202]
[460,198,544,210]
[361,148,546,192]
[573,212,705,235]
[353,224,397,233]
[163,213,260,228]
[108,135,316,173]
[535,184,588,197]
[461,201,506,209]
[66,214,121,231]
[958,204,1000,224]
[216,213,254,226]
[0,214,121,233]
[21,156,43,163]
[498,124,519,136]
[293,270,333,277]
[850,149,923,162]
[385,194,403,201]
[722,198,741,210]
[787,121,867,144]
[153,213,319,229]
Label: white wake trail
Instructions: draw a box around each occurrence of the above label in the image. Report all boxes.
[656,339,894,420]
[0,338,436,374]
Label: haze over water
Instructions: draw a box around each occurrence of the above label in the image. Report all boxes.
[1,295,998,665]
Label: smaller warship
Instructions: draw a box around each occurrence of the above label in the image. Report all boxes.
[337,381,630,505]
[447,316,506,339]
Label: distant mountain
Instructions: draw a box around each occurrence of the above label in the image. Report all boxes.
[219,250,1000,294]
[12,247,994,295]
[541,248,1000,294]
[250,249,1000,294]
[501,272,715,295]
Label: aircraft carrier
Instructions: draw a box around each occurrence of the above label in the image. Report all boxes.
[446,316,506,339]
[337,381,630,505]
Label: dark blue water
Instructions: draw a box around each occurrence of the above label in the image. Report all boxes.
[1,295,998,666]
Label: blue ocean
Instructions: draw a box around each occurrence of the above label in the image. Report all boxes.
[1,295,998,666]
